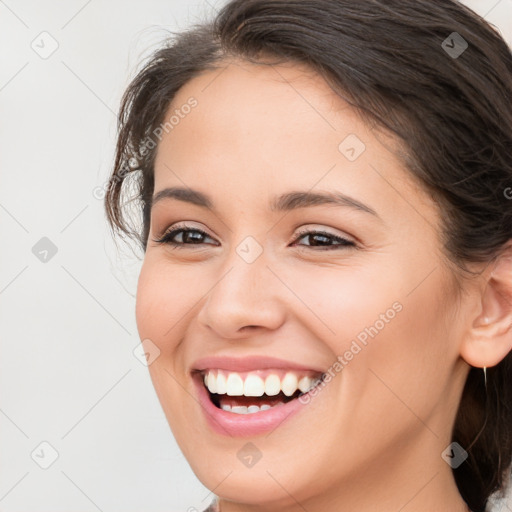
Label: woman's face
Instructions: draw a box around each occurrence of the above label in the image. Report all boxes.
[136,59,471,508]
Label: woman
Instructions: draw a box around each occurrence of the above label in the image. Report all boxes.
[104,1,512,511]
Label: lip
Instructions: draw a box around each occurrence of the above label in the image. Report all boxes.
[191,355,325,373]
[192,370,324,437]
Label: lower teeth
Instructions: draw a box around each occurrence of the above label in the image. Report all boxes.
[206,382,312,414]
[221,404,275,414]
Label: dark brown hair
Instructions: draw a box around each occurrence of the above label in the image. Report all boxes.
[104,1,512,510]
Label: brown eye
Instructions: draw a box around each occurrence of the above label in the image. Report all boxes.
[152,226,218,247]
[292,230,355,250]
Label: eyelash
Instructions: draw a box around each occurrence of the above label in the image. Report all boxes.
[152,223,356,251]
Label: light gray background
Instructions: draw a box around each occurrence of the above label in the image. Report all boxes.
[1,1,511,511]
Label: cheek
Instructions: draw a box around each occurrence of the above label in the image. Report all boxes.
[285,262,403,352]
[135,256,196,355]
[134,257,198,430]
[294,261,451,408]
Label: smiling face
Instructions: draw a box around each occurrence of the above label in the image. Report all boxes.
[135,59,473,510]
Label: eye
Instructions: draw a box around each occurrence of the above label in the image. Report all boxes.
[290,228,356,250]
[152,224,218,248]
[152,224,356,251]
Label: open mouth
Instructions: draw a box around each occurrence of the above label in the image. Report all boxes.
[198,369,325,415]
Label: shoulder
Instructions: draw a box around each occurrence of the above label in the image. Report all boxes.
[200,497,219,512]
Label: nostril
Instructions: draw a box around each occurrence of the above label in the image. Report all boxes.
[239,325,258,332]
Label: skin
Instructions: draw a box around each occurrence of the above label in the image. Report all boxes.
[135,58,512,512]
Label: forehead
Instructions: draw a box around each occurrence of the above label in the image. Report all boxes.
[152,58,431,218]
[160,58,353,154]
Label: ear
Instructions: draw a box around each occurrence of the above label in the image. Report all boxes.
[459,243,512,369]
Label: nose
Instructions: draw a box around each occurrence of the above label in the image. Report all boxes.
[196,247,286,339]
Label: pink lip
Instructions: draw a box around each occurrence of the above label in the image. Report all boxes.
[192,372,321,437]
[191,355,324,373]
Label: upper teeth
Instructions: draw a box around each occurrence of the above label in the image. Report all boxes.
[203,370,321,397]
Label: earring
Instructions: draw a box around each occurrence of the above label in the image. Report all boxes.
[482,317,489,390]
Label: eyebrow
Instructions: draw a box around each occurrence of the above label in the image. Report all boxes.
[151,187,380,218]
